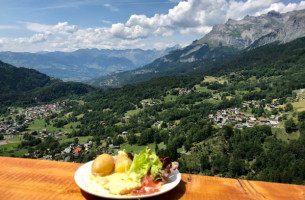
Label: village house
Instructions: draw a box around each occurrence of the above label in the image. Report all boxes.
[122,116,130,121]
[260,118,268,123]
[54,153,61,157]
[42,155,52,160]
[269,120,279,127]
[216,116,224,123]
[108,144,120,149]
[178,88,191,95]
[221,110,227,116]
[57,132,63,136]
[121,131,128,135]
[142,100,149,105]
[63,148,71,154]
[73,148,82,158]
[153,121,162,128]
[83,141,93,151]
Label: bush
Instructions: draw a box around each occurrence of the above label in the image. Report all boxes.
[285,118,297,133]
[298,111,305,122]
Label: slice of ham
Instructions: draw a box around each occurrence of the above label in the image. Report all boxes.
[132,175,163,195]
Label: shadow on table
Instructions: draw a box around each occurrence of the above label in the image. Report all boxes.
[80,180,186,200]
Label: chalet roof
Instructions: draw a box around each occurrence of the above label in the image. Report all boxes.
[260,118,268,122]
[73,148,82,154]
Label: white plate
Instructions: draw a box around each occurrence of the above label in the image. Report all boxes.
[74,160,181,199]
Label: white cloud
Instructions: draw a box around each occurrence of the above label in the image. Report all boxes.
[104,3,119,12]
[180,26,213,35]
[1,0,305,52]
[102,19,112,24]
[109,23,149,39]
[254,1,305,16]
[227,0,277,20]
[25,22,78,35]
[28,33,48,43]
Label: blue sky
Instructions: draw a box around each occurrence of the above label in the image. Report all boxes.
[0,0,304,52]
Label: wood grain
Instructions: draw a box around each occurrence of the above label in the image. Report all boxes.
[1,156,305,200]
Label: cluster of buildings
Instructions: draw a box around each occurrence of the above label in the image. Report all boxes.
[62,141,93,158]
[40,130,70,139]
[208,107,280,128]
[13,102,64,121]
[242,100,280,111]
[178,88,192,95]
[39,141,93,161]
[0,103,64,136]
[0,119,25,135]
[141,100,158,106]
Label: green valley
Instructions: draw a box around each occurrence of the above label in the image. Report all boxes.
[2,36,305,185]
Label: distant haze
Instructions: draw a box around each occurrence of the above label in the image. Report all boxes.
[0,47,179,82]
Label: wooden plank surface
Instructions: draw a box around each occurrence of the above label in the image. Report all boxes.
[1,156,305,200]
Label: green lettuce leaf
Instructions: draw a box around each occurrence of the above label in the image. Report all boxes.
[127,147,162,181]
[150,153,162,180]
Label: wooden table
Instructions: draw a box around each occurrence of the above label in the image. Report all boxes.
[1,157,305,200]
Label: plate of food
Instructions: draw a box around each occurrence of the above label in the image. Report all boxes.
[74,147,180,199]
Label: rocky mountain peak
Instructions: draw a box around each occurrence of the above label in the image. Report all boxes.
[267,10,282,18]
[196,9,305,50]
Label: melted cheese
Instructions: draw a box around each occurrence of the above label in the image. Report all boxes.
[90,173,141,195]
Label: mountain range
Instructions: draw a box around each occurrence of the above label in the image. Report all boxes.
[0,47,179,82]
[93,9,305,88]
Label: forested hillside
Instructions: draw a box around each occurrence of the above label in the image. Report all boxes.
[207,36,305,100]
[90,44,239,87]
[0,61,96,112]
[0,61,55,94]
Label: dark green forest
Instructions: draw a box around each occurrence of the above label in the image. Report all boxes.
[0,61,54,94]
[0,61,96,113]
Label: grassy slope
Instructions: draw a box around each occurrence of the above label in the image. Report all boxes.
[120,142,166,154]
[27,119,81,133]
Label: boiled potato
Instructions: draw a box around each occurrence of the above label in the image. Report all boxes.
[115,154,132,173]
[91,154,114,176]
